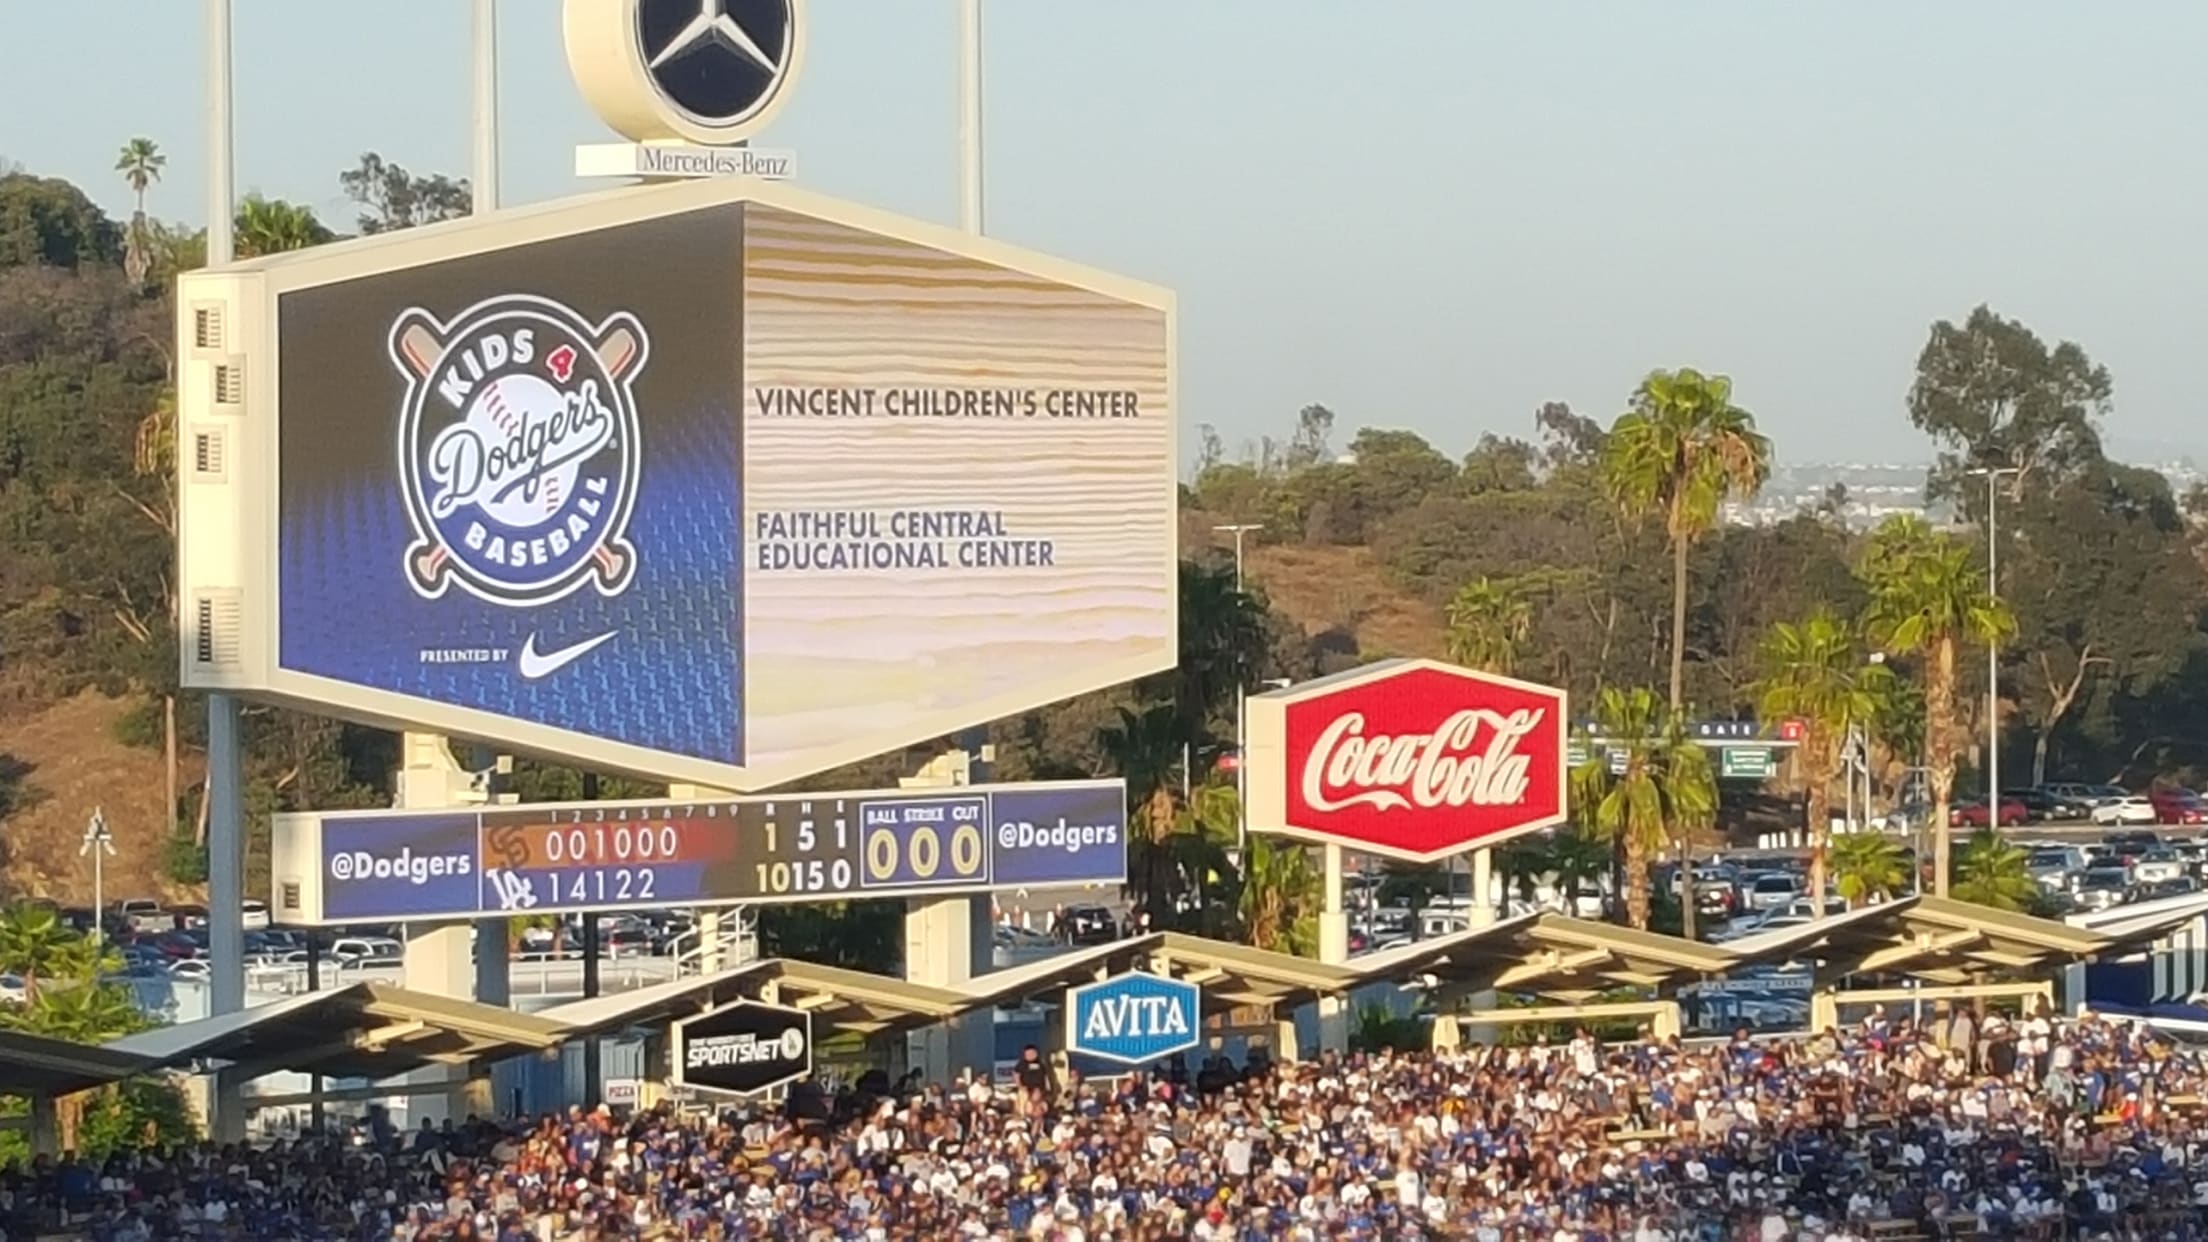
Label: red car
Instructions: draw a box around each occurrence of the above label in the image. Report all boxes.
[1950,797,2028,828]
[2150,787,2208,826]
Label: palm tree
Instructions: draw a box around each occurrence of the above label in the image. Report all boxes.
[116,137,165,283]
[234,194,334,258]
[1098,702,1192,919]
[1445,578,1532,675]
[1829,831,1908,907]
[1571,688,1715,931]
[0,903,92,1003]
[1753,609,1892,913]
[1172,558,1269,748]
[1239,835,1320,956]
[1859,516,2015,896]
[1601,367,1772,711]
[1166,784,1241,936]
[1950,831,2036,912]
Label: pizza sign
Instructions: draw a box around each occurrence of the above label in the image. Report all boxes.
[1245,659,1568,862]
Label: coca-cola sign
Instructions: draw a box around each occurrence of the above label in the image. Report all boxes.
[1246,660,1567,862]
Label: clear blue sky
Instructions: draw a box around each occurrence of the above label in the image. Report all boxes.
[4,1,2204,467]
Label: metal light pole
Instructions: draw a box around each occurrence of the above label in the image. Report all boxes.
[202,0,246,1028]
[958,0,984,234]
[1213,524,1264,851]
[80,809,115,950]
[472,0,499,214]
[1966,467,2020,811]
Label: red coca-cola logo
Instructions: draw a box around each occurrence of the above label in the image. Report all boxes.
[1270,662,1567,861]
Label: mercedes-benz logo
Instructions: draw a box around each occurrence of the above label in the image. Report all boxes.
[565,0,806,147]
[639,0,794,128]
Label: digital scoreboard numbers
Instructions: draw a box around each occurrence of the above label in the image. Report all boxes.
[857,796,989,891]
[738,798,860,900]
[479,802,743,911]
[284,779,1128,923]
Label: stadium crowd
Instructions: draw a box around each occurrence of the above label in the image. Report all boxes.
[5,1004,2208,1240]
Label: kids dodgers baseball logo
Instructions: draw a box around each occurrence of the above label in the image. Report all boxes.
[389,294,648,607]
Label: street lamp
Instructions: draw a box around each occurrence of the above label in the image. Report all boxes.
[1213,524,1267,852]
[80,808,114,950]
[1965,467,2020,807]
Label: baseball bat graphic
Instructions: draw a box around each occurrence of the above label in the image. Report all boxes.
[394,320,446,380]
[395,317,640,382]
[594,325,643,380]
[409,543,450,591]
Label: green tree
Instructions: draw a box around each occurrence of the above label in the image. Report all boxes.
[1444,577,1531,675]
[0,914,189,1159]
[1907,305,2109,502]
[114,138,164,285]
[2000,462,2203,785]
[0,173,123,269]
[234,193,334,258]
[1169,558,1269,755]
[1601,367,1772,711]
[1829,831,1908,907]
[0,902,94,1002]
[1238,835,1319,956]
[1949,830,2036,912]
[1753,608,1891,912]
[1571,688,1714,931]
[1166,784,1241,936]
[1098,702,1190,918]
[339,152,472,234]
[1859,516,2015,896]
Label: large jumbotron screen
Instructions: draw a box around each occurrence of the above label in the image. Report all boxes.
[175,180,1176,789]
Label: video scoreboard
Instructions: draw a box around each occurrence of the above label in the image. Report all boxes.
[270,779,1125,924]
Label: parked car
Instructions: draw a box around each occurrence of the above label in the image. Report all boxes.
[2070,867,2134,912]
[1951,797,2028,828]
[2027,845,2087,889]
[2013,788,2094,821]
[0,974,25,1004]
[2092,796,2158,826]
[1743,873,1801,915]
[2151,788,2208,826]
[329,936,403,966]
[2107,830,2163,860]
[2135,848,2190,886]
[1055,905,1123,946]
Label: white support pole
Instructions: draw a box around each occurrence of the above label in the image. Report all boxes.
[471,0,500,215]
[1985,470,2001,804]
[202,0,245,1146]
[466,0,511,1038]
[1317,843,1349,1051]
[958,0,984,235]
[205,0,234,267]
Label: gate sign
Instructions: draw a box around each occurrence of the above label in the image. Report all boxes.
[1245,659,1568,862]
[675,999,812,1096]
[1066,970,1201,1066]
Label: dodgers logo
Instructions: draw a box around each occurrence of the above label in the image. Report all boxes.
[390,294,648,606]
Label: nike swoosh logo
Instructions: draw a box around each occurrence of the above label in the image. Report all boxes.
[517,631,617,680]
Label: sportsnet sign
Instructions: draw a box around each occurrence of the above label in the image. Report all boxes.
[674,999,813,1096]
[1244,659,1568,862]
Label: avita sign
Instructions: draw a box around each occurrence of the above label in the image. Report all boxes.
[1246,659,1568,862]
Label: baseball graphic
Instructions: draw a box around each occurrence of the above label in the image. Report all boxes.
[389,294,650,607]
[455,373,578,527]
